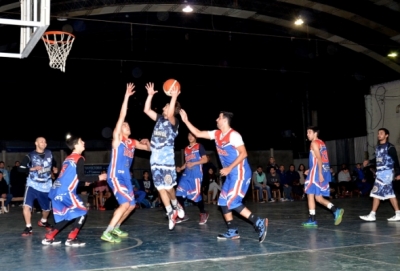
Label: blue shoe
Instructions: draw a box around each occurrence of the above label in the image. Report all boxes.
[334,208,344,225]
[217,228,240,240]
[255,218,268,243]
[302,218,318,227]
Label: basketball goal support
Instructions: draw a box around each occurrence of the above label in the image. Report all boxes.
[0,0,50,58]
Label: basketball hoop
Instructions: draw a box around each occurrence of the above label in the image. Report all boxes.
[42,31,75,72]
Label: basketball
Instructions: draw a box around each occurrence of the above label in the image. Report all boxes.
[163,79,181,96]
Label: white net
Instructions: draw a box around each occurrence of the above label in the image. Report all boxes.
[42,31,75,72]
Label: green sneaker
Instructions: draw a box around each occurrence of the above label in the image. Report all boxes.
[334,208,344,225]
[111,228,128,237]
[101,232,121,243]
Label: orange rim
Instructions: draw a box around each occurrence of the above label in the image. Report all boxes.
[42,31,75,44]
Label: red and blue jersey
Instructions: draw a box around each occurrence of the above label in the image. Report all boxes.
[307,139,331,183]
[108,137,136,180]
[183,143,206,175]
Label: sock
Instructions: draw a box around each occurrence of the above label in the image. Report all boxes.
[67,228,79,240]
[327,203,337,212]
[226,220,236,229]
[247,213,259,224]
[171,199,178,207]
[197,199,205,214]
[104,225,114,233]
[309,209,316,222]
[115,224,121,229]
[41,218,47,223]
[370,211,376,216]
[166,205,173,213]
[26,224,32,228]
[396,210,400,216]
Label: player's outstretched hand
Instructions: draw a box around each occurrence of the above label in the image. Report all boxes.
[126,83,135,97]
[179,109,188,122]
[145,82,158,95]
[170,85,180,97]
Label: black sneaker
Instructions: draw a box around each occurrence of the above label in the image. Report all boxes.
[21,226,33,236]
[38,221,53,230]
[65,238,86,247]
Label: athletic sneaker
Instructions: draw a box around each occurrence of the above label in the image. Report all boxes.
[111,228,128,237]
[168,209,178,230]
[38,221,53,230]
[302,218,318,227]
[255,218,268,243]
[387,214,400,221]
[101,232,121,243]
[360,213,376,221]
[334,208,344,225]
[21,226,33,236]
[65,238,86,247]
[175,203,185,219]
[199,213,209,225]
[217,228,240,240]
[176,215,189,224]
[42,238,62,245]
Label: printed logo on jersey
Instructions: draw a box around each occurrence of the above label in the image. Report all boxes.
[185,153,196,161]
[321,149,329,163]
[124,147,134,158]
[217,147,228,156]
[153,130,167,138]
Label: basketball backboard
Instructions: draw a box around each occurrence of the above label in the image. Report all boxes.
[0,0,50,58]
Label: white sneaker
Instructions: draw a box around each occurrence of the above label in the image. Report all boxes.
[2,206,8,213]
[360,214,376,221]
[387,215,400,222]
[167,210,178,230]
[175,203,185,219]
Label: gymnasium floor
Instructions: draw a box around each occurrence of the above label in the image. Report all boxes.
[1,197,400,271]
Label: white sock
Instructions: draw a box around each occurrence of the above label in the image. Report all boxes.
[370,211,376,216]
[171,199,178,207]
[395,210,400,216]
[26,224,32,228]
[166,205,173,213]
[309,209,316,215]
[41,218,47,223]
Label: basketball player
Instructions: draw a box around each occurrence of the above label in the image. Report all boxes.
[101,83,151,243]
[176,132,209,225]
[302,126,344,227]
[179,109,268,243]
[19,137,58,236]
[360,128,400,221]
[143,82,185,230]
[43,135,107,246]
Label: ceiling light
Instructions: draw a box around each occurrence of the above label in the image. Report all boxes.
[294,18,304,25]
[182,1,193,12]
[388,52,397,57]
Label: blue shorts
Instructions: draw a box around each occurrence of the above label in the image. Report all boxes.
[176,170,202,202]
[218,171,251,209]
[50,191,87,223]
[23,186,51,211]
[304,179,330,197]
[108,176,135,206]
[370,169,395,200]
[151,166,177,190]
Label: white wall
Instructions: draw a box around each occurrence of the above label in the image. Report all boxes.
[365,79,400,158]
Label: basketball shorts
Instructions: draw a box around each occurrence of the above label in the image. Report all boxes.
[23,186,51,211]
[370,169,395,200]
[107,176,135,206]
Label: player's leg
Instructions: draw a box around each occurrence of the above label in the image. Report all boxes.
[37,191,53,229]
[175,174,189,223]
[101,177,133,242]
[193,177,208,225]
[22,186,35,236]
[42,219,68,245]
[65,215,87,246]
[314,195,344,225]
[113,182,136,238]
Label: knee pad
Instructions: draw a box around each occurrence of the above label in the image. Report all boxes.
[220,205,230,214]
[232,205,245,214]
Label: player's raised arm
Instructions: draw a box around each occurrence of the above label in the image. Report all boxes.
[144,82,158,121]
[135,139,151,151]
[179,109,211,139]
[113,83,135,148]
[166,86,180,126]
